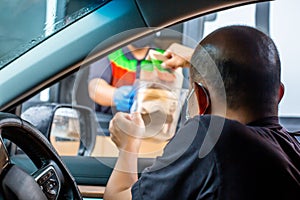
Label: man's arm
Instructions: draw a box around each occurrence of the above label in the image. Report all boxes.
[104,112,145,200]
[104,150,138,200]
[162,43,194,69]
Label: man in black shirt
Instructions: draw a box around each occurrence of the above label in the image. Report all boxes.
[104,25,300,199]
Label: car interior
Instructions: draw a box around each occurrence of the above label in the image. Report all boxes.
[0,0,299,199]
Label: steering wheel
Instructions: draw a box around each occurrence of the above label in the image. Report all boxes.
[0,112,82,200]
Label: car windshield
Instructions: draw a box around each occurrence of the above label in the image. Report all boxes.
[0,0,109,70]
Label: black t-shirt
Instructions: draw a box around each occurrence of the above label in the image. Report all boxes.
[132,115,300,200]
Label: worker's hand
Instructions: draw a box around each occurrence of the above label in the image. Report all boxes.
[113,86,135,112]
[109,112,145,153]
[161,51,190,70]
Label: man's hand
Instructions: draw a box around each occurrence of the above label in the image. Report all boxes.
[161,51,191,70]
[109,112,145,153]
[161,43,194,70]
[113,86,135,112]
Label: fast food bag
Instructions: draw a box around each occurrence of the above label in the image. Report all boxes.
[131,49,188,142]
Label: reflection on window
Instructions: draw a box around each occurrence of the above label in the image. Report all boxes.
[0,0,109,69]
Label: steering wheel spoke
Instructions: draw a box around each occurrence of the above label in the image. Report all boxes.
[33,163,62,200]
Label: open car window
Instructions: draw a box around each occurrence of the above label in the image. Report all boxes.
[19,1,299,160]
[20,23,189,158]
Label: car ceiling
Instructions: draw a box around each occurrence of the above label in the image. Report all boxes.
[0,0,269,112]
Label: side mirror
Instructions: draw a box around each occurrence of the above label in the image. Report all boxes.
[21,104,97,156]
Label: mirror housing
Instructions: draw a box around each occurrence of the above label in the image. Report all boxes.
[21,104,97,156]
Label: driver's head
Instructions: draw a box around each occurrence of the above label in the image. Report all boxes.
[190,25,282,121]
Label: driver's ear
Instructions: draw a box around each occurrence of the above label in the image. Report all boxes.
[194,83,210,115]
[278,82,284,103]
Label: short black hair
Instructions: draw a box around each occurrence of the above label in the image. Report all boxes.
[190,25,281,115]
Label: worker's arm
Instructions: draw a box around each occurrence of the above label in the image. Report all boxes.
[88,78,135,112]
[88,78,116,106]
[104,112,144,200]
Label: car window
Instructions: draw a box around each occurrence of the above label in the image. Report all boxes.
[21,24,187,158]
[20,1,300,158]
[0,0,109,69]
